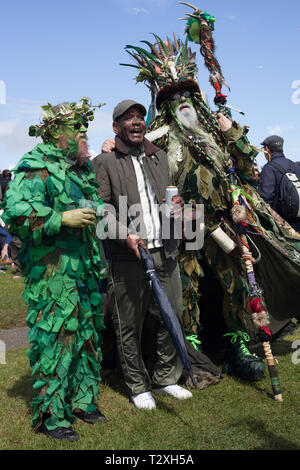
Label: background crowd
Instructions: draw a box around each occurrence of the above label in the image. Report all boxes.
[0,168,22,277]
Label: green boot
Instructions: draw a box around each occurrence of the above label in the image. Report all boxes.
[222,330,265,381]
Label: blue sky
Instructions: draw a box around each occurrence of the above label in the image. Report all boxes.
[0,0,299,170]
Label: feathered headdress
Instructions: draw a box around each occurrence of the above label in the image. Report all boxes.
[121,33,201,110]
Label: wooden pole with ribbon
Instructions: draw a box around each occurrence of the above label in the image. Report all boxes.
[180,2,283,401]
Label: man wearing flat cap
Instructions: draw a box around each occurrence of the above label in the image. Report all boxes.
[259,135,300,232]
[92,99,193,409]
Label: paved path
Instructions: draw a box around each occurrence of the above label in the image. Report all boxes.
[0,327,29,350]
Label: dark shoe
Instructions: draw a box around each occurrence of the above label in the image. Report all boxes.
[222,330,266,381]
[41,424,79,441]
[74,408,107,424]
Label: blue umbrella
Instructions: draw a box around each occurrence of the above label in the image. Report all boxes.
[138,244,197,387]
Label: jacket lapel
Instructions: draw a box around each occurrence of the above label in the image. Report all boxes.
[114,135,164,204]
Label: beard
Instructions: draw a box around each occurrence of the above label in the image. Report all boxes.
[58,134,90,166]
[76,139,90,166]
[170,102,225,172]
[175,104,199,130]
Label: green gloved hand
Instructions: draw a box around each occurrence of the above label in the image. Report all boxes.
[61,208,97,228]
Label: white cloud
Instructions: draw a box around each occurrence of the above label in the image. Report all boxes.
[0,98,43,169]
[0,119,38,169]
[0,100,114,168]
[117,0,172,12]
[88,109,113,137]
[128,7,149,15]
[257,65,264,70]
[6,98,42,117]
[87,109,115,156]
[266,125,296,134]
[225,14,237,21]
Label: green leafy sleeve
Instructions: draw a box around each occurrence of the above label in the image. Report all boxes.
[222,121,258,179]
[2,169,62,244]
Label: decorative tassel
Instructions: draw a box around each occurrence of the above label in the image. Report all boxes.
[251,311,270,329]
[248,297,263,313]
[231,204,247,224]
[248,297,270,329]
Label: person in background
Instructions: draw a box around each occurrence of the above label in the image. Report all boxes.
[259,135,300,233]
[0,169,12,197]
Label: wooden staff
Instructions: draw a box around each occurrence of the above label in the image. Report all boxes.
[180,2,283,401]
[238,233,283,402]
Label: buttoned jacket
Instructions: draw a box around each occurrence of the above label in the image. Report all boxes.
[92,136,179,260]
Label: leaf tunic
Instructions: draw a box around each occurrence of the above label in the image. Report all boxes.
[1,142,106,430]
[150,120,300,339]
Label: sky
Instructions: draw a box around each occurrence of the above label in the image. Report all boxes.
[0,0,299,171]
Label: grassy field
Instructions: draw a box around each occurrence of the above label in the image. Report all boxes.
[0,266,27,329]
[0,268,299,451]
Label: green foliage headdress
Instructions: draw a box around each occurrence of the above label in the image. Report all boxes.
[28,97,105,143]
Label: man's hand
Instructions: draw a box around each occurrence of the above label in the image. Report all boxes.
[61,209,97,228]
[102,138,115,153]
[171,195,185,219]
[217,113,232,132]
[1,243,9,260]
[125,234,147,260]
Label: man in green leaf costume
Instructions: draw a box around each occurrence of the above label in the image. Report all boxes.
[111,8,300,383]
[1,98,107,441]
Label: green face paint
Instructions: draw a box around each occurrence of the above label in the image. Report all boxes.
[169,97,194,115]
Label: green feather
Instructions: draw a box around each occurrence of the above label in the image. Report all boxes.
[125,45,162,67]
[119,63,140,69]
[140,40,162,60]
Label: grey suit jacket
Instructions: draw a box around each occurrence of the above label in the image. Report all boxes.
[92,136,179,261]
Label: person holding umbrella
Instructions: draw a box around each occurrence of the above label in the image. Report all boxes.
[92,100,193,410]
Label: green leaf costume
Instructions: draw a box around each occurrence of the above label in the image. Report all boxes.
[120,25,300,382]
[148,97,300,339]
[1,140,106,431]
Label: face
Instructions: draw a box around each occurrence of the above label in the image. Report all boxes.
[57,117,89,157]
[169,90,198,130]
[263,146,271,161]
[253,165,259,179]
[113,106,146,147]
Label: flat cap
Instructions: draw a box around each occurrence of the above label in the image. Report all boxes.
[113,100,147,121]
[261,135,284,148]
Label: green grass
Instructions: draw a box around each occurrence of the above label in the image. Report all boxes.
[0,266,27,329]
[1,334,300,450]
[0,272,300,450]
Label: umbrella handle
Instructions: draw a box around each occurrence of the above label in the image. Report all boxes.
[138,245,150,263]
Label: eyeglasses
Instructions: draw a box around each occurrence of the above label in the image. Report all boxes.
[170,90,192,102]
[74,122,89,130]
